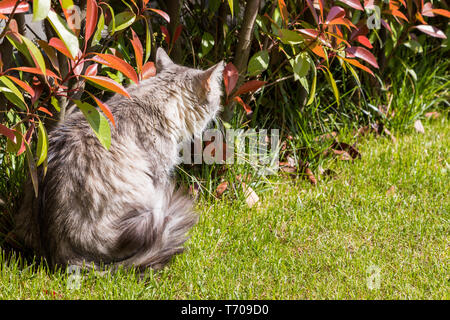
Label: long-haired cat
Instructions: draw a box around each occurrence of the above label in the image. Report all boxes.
[13,48,224,271]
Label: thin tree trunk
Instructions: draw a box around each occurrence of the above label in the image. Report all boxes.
[233,0,261,75]
[222,0,261,121]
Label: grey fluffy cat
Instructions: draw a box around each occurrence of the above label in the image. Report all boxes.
[13,48,224,271]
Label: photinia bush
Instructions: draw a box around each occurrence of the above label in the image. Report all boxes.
[0,0,167,195]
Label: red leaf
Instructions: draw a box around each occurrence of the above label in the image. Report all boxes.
[85,63,98,77]
[305,0,320,25]
[325,6,346,24]
[10,67,61,79]
[173,25,183,44]
[233,96,252,115]
[160,26,170,45]
[310,42,327,58]
[142,61,156,79]
[37,107,53,117]
[387,9,409,22]
[317,0,325,22]
[85,0,99,41]
[88,92,116,127]
[5,75,35,96]
[130,29,143,75]
[82,75,131,98]
[149,8,170,23]
[18,124,34,156]
[216,181,228,197]
[338,0,364,10]
[415,25,447,39]
[345,46,379,68]
[298,28,320,39]
[223,62,239,97]
[0,0,29,14]
[327,17,356,30]
[233,80,266,97]
[432,9,450,18]
[0,123,16,142]
[341,57,374,76]
[381,19,392,33]
[415,12,427,24]
[355,35,373,48]
[91,53,139,84]
[364,0,376,10]
[49,37,76,59]
[278,0,289,26]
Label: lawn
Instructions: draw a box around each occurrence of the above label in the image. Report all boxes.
[0,118,448,299]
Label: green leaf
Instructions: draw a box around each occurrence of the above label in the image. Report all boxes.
[144,18,152,63]
[36,119,48,166]
[290,53,310,81]
[298,76,309,93]
[0,76,27,110]
[6,34,34,66]
[247,50,270,76]
[104,3,115,35]
[306,67,317,106]
[92,10,105,46]
[74,100,112,150]
[113,11,136,31]
[33,0,51,21]
[228,0,234,17]
[47,10,80,59]
[279,29,303,44]
[200,32,214,58]
[346,63,361,87]
[20,35,46,75]
[51,96,60,112]
[61,0,74,9]
[323,67,340,106]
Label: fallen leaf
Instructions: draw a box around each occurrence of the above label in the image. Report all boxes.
[414,120,425,134]
[280,166,296,173]
[216,181,228,197]
[305,167,317,185]
[333,149,353,161]
[330,141,361,159]
[314,131,337,142]
[386,185,396,196]
[425,112,440,120]
[286,155,296,167]
[383,127,397,144]
[242,182,259,208]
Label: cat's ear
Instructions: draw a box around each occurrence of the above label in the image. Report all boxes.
[198,61,225,92]
[155,48,174,71]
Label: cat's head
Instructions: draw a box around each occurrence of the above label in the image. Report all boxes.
[155,48,224,135]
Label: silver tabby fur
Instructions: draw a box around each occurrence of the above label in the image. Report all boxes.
[13,48,224,270]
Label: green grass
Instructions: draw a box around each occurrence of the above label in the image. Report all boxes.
[1,118,448,300]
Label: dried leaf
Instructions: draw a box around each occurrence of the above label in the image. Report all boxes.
[242,182,259,208]
[216,181,228,197]
[414,120,425,134]
[425,112,440,120]
[386,185,395,196]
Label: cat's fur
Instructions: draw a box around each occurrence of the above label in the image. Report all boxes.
[13,48,224,270]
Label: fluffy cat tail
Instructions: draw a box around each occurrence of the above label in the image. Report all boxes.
[114,187,198,271]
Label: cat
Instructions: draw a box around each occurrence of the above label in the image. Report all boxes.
[13,48,224,271]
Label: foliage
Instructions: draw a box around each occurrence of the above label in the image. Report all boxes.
[0,0,165,193]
